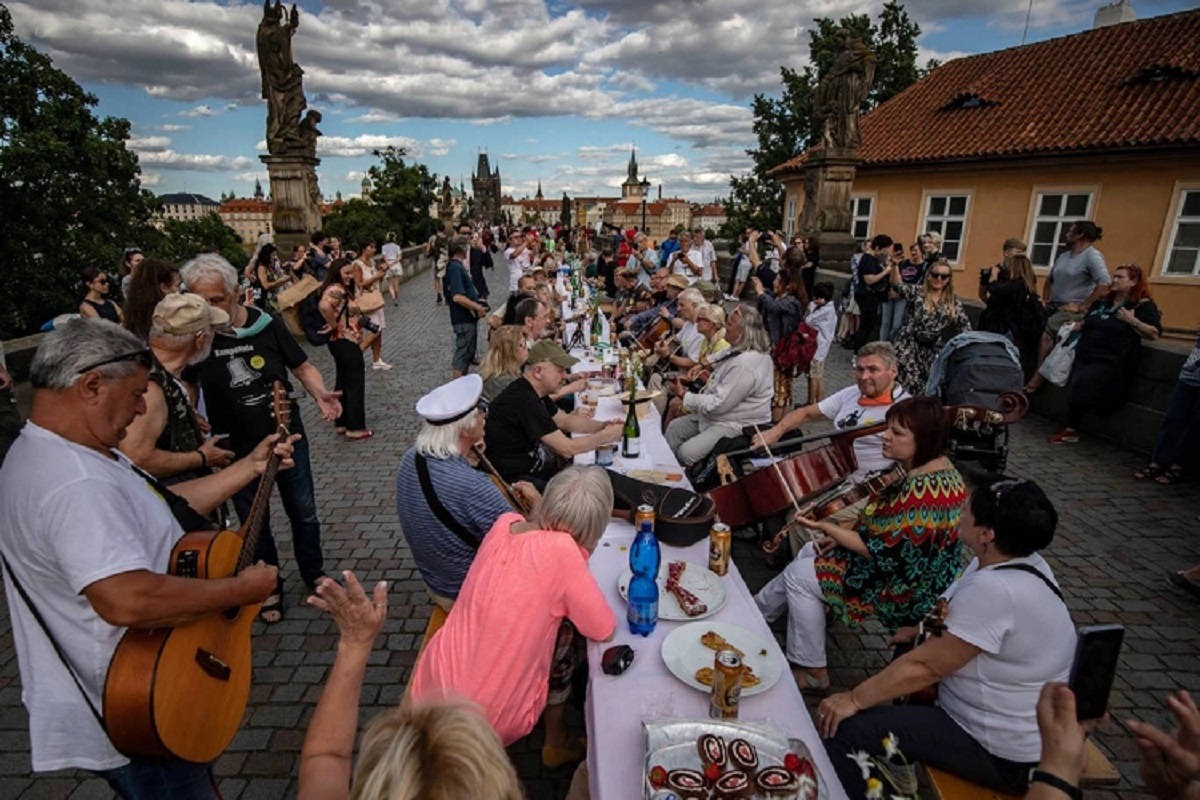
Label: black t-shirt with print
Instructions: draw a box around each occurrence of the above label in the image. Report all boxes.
[482,375,561,482]
[194,306,309,456]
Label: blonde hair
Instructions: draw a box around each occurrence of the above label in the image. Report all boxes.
[350,699,521,800]
[1003,254,1037,293]
[923,259,957,311]
[481,326,526,381]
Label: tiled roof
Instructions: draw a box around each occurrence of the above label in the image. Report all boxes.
[159,192,219,206]
[692,204,727,216]
[219,199,271,212]
[771,10,1200,174]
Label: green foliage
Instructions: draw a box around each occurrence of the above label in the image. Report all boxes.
[364,146,438,246]
[320,199,395,252]
[0,4,157,336]
[722,1,924,242]
[152,214,246,268]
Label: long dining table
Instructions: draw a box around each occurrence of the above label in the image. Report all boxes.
[567,353,847,800]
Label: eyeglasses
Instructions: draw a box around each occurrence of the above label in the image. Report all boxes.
[75,348,153,375]
[929,272,951,280]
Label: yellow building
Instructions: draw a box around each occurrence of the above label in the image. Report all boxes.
[772,9,1200,334]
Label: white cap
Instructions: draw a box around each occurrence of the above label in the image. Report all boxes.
[415,374,484,425]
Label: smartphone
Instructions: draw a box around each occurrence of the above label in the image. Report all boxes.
[1068,624,1124,721]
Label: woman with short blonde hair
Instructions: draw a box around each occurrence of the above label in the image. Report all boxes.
[480,325,529,403]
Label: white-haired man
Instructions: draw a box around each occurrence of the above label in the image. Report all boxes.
[395,375,540,612]
[118,293,235,486]
[0,318,291,797]
[182,253,342,624]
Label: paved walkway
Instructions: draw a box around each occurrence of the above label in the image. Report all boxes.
[0,255,1196,799]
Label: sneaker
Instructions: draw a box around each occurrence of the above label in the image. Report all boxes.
[372,361,393,370]
[1049,429,1079,444]
[436,294,444,305]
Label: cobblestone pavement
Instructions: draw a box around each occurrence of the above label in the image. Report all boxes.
[1,256,1197,799]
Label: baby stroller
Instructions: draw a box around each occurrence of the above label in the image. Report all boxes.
[925,333,1025,473]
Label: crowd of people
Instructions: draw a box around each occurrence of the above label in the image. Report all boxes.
[0,215,1197,800]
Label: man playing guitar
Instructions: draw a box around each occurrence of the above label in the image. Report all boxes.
[0,320,295,798]
[751,341,911,556]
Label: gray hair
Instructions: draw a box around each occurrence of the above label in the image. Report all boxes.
[530,466,613,551]
[734,303,771,353]
[448,235,469,259]
[857,341,898,368]
[414,410,482,459]
[678,288,704,307]
[180,253,238,293]
[31,319,146,390]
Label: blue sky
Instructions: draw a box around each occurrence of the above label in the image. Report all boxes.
[8,0,1193,203]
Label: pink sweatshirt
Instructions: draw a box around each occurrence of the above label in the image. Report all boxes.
[408,513,616,745]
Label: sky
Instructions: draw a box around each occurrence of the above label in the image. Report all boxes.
[7,0,1193,204]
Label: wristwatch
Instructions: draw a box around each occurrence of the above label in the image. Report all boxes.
[1030,769,1081,800]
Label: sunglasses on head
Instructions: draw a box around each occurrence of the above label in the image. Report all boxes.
[75,348,153,375]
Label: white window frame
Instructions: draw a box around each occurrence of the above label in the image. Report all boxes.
[1152,182,1200,283]
[785,196,798,239]
[850,194,875,244]
[1024,186,1099,273]
[919,190,972,265]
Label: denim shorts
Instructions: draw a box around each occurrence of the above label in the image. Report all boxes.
[452,320,478,372]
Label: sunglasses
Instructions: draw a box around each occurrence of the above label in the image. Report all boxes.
[94,278,109,285]
[75,348,153,375]
[929,272,951,280]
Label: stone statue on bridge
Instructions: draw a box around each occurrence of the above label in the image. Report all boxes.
[257,0,307,156]
[814,29,876,151]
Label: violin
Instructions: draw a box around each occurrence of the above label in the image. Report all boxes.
[637,314,672,351]
[472,443,531,514]
[762,464,906,555]
[706,392,1030,534]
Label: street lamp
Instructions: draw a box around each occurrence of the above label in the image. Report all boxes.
[640,178,650,234]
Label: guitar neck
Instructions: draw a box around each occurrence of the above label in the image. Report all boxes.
[235,453,282,575]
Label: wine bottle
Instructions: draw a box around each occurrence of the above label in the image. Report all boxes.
[622,379,641,458]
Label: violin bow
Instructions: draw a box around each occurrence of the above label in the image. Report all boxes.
[751,423,805,519]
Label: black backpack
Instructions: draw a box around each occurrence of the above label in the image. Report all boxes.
[1014,287,1049,344]
[298,290,331,346]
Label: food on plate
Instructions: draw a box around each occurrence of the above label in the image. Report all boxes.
[648,764,668,788]
[700,630,745,659]
[664,768,708,798]
[665,562,708,617]
[668,561,686,583]
[697,732,728,769]
[694,665,761,689]
[713,769,752,798]
[728,738,759,771]
[756,766,801,796]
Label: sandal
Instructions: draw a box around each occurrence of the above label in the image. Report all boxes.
[791,666,831,696]
[1154,466,1184,486]
[345,430,374,441]
[1134,464,1164,481]
[259,592,284,625]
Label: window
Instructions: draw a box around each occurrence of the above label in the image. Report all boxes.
[851,196,873,242]
[785,197,797,238]
[1029,191,1093,268]
[1164,189,1200,276]
[921,194,970,262]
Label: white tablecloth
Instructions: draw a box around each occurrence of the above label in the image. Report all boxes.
[573,391,848,800]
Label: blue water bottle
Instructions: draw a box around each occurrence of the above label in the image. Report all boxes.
[627,505,661,636]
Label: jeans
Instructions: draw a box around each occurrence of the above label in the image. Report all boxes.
[452,321,478,373]
[327,339,366,431]
[1152,379,1200,467]
[880,297,907,341]
[97,758,218,800]
[232,429,325,590]
[825,705,1034,797]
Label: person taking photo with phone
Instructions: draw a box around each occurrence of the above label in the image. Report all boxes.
[819,475,1076,798]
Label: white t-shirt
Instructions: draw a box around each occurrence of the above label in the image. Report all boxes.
[381,241,401,265]
[816,384,909,478]
[0,423,181,771]
[677,320,703,361]
[669,247,706,285]
[505,246,533,292]
[697,239,717,280]
[805,302,838,363]
[938,555,1076,763]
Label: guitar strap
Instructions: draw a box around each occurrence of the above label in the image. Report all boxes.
[414,453,480,552]
[0,553,107,732]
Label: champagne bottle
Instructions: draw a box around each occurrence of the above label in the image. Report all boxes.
[622,373,641,458]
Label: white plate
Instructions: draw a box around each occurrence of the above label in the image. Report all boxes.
[660,620,785,697]
[618,560,727,621]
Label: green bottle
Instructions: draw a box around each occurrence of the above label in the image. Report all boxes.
[590,310,603,346]
[622,375,641,458]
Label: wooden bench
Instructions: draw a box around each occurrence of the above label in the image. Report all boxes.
[924,740,1120,799]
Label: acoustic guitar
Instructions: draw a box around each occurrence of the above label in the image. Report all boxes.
[103,383,289,763]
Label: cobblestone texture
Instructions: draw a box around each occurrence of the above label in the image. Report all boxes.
[1,256,1196,799]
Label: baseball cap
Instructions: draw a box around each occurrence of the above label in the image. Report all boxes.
[152,292,230,336]
[527,340,579,369]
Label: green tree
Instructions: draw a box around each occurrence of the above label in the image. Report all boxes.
[722,1,925,242]
[0,4,157,336]
[365,147,438,246]
[153,213,246,268]
[320,199,395,251]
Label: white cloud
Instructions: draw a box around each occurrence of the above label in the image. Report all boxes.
[157,123,192,132]
[135,149,255,171]
[126,135,172,151]
[346,109,404,124]
[345,170,366,181]
[179,104,219,118]
[428,138,456,156]
[318,134,423,158]
[140,172,164,187]
[232,172,263,183]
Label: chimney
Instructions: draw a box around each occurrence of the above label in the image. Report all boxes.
[657,184,662,201]
[1093,0,1136,29]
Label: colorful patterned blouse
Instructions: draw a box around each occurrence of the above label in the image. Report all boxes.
[815,466,965,631]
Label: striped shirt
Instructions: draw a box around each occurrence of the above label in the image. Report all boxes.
[395,449,513,599]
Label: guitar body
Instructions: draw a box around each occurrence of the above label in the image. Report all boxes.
[104,528,260,763]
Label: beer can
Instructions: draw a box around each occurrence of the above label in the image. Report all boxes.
[635,504,656,533]
[595,443,614,467]
[709,650,743,719]
[708,523,732,576]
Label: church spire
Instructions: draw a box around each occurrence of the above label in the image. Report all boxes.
[536,180,543,200]
[627,147,638,182]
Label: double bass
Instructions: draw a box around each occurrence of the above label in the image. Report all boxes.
[706,392,1030,534]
